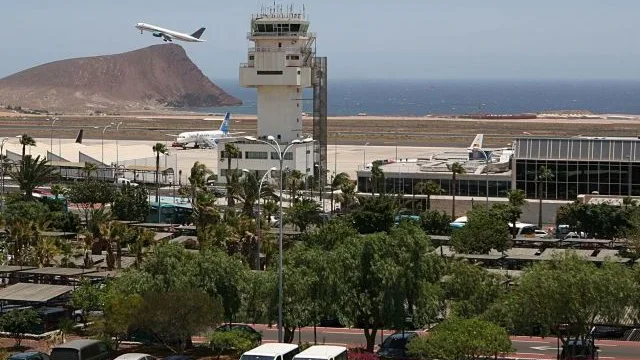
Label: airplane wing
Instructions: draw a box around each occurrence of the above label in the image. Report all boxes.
[166,134,179,137]
[225,132,245,136]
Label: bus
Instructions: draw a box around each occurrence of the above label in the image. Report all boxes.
[511,222,538,238]
[293,346,347,360]
[241,343,300,360]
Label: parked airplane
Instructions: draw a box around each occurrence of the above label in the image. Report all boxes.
[168,113,243,149]
[135,22,206,43]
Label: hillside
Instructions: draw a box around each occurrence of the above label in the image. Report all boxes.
[0,44,241,111]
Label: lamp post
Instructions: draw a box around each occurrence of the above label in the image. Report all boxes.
[115,121,123,171]
[1,137,9,206]
[48,117,58,155]
[472,147,490,206]
[363,142,370,168]
[244,135,313,343]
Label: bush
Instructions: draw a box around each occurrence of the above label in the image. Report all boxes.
[0,308,41,347]
[347,349,379,360]
[209,329,258,358]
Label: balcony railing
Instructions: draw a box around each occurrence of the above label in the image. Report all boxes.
[248,46,303,53]
[247,31,316,38]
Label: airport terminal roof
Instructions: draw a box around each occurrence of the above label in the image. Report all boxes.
[0,283,74,303]
[19,267,97,277]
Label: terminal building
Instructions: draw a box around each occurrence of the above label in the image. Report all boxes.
[356,135,640,202]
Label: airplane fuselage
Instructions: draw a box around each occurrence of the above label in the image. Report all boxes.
[135,22,206,43]
[176,130,225,146]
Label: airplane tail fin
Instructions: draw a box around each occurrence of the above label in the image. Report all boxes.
[468,134,483,150]
[75,129,84,144]
[219,113,231,134]
[191,27,206,39]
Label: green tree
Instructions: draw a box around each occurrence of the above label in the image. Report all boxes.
[224,143,240,208]
[138,290,222,353]
[446,162,466,219]
[450,205,510,254]
[152,142,168,203]
[112,184,150,221]
[303,217,358,251]
[506,189,527,238]
[83,162,98,179]
[94,292,144,350]
[285,198,322,233]
[18,134,36,166]
[336,181,358,213]
[408,317,513,360]
[330,172,350,212]
[419,209,451,235]
[537,165,554,228]
[351,195,396,234]
[414,180,443,211]
[71,280,105,325]
[9,155,56,201]
[444,262,506,318]
[370,161,385,195]
[287,169,304,205]
[0,308,40,347]
[209,329,258,359]
[67,180,116,224]
[502,253,635,351]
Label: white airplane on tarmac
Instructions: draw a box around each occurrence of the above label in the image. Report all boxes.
[135,22,206,42]
[167,113,244,149]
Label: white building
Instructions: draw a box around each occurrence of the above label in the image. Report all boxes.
[221,6,316,182]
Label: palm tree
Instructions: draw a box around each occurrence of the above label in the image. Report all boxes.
[507,189,527,238]
[285,198,322,232]
[537,165,554,228]
[186,161,212,207]
[18,134,36,166]
[414,180,443,211]
[287,170,304,204]
[31,237,60,268]
[330,172,350,212]
[224,143,240,207]
[83,163,98,179]
[9,155,56,201]
[152,143,168,203]
[446,162,466,219]
[370,161,385,195]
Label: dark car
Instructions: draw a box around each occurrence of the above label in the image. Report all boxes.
[215,323,262,344]
[8,352,50,360]
[377,331,419,360]
[560,338,599,360]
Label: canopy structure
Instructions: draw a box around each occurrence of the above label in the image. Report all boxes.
[0,283,74,303]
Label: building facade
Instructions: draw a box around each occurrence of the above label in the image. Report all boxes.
[513,136,640,200]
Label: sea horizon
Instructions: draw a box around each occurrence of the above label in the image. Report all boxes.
[194,78,640,117]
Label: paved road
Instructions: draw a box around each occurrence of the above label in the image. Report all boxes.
[227,325,640,360]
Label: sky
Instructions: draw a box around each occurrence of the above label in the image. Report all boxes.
[1,0,640,81]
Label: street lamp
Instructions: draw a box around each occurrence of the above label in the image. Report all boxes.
[94,124,113,178]
[47,117,58,155]
[1,137,9,205]
[115,121,123,171]
[363,142,370,168]
[244,135,313,342]
[472,147,490,206]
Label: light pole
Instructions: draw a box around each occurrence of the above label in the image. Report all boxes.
[1,137,9,206]
[48,117,58,155]
[115,121,123,171]
[363,142,370,168]
[94,124,113,179]
[472,147,490,206]
[244,135,313,343]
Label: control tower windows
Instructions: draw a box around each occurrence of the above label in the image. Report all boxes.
[290,23,300,32]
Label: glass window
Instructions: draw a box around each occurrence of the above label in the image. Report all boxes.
[245,151,268,159]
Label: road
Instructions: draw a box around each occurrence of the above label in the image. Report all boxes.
[226,325,640,360]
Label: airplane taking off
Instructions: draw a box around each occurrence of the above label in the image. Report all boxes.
[168,113,243,149]
[135,22,206,43]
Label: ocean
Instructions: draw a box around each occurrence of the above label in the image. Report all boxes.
[195,79,640,116]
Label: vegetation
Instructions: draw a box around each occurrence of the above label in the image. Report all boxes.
[9,155,56,200]
[112,184,150,221]
[0,308,40,347]
[450,205,511,254]
[152,142,168,202]
[446,162,466,219]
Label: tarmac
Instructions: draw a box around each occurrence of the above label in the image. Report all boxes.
[5,137,461,182]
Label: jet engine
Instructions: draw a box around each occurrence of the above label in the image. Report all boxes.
[153,32,162,37]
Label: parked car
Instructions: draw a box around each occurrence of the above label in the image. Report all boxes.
[534,229,549,238]
[8,352,50,360]
[114,177,138,187]
[50,339,110,360]
[114,354,157,360]
[215,323,262,344]
[560,338,599,360]
[377,331,419,360]
[72,309,103,323]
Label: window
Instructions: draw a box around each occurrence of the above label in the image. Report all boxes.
[245,151,268,159]
[290,55,300,60]
[220,151,241,159]
[271,152,293,160]
[249,55,254,60]
[257,70,283,75]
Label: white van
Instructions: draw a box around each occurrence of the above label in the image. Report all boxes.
[114,177,138,187]
[241,343,299,360]
[293,346,347,360]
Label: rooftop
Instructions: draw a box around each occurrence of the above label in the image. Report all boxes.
[0,283,74,302]
[244,343,299,357]
[294,346,347,359]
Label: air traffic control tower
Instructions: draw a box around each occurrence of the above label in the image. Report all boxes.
[225,5,327,189]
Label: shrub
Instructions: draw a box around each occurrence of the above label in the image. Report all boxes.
[209,329,258,359]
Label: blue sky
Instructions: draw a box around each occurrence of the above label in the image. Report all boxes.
[2,0,640,80]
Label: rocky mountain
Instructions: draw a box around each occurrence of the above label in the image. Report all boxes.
[0,44,241,111]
